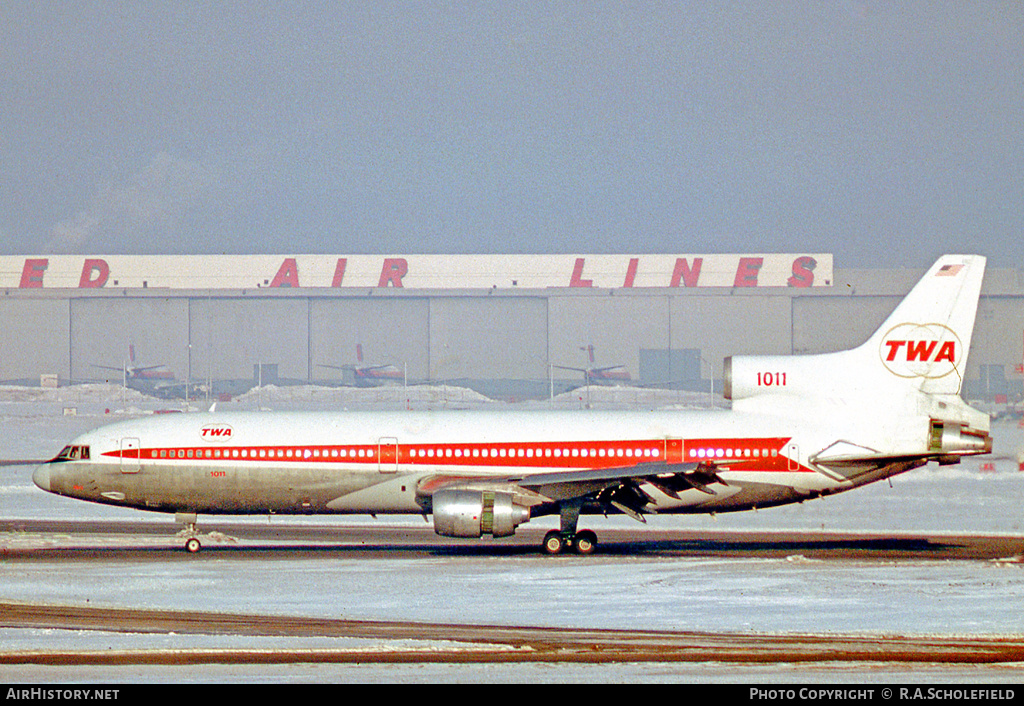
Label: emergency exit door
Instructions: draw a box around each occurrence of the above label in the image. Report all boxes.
[378,437,398,473]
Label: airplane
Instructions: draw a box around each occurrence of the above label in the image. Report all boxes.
[93,345,197,399]
[555,345,632,386]
[33,255,992,555]
[321,344,405,387]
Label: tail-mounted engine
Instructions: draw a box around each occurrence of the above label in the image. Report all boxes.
[432,488,531,538]
[928,420,992,457]
[724,355,801,401]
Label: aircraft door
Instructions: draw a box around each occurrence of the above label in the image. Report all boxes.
[378,437,398,474]
[665,439,683,464]
[787,443,800,471]
[121,437,141,474]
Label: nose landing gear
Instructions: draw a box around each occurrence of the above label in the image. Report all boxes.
[177,512,202,553]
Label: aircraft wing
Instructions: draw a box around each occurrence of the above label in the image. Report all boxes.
[419,461,724,522]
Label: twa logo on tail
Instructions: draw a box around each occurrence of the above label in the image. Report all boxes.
[879,323,962,379]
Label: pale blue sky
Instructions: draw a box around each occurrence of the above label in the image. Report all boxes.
[1,2,1021,267]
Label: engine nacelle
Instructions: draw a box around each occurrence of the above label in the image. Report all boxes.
[432,489,531,538]
[724,351,860,401]
[929,420,992,456]
[724,355,800,401]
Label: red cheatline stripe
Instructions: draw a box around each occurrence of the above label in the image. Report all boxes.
[100,437,800,471]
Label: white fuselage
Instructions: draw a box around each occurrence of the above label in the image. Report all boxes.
[31,254,995,551]
[33,404,930,520]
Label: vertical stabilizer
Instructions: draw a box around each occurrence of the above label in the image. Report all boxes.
[726,255,987,403]
[862,255,985,395]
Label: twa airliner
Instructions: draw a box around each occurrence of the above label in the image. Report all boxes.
[33,255,992,554]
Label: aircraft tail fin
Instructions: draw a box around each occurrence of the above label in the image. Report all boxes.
[860,254,985,396]
[725,255,987,402]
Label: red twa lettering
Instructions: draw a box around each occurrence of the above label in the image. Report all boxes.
[884,340,905,361]
[884,340,956,362]
[19,258,48,288]
[378,258,408,288]
[269,258,299,288]
[934,341,956,363]
[569,258,593,287]
[670,258,702,287]
[201,425,233,439]
[734,257,763,287]
[79,259,109,288]
[906,340,937,361]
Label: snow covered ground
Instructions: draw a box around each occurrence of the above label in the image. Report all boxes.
[2,384,1024,683]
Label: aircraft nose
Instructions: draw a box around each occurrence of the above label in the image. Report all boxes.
[32,464,51,492]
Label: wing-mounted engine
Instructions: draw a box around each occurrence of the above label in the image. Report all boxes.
[431,488,532,538]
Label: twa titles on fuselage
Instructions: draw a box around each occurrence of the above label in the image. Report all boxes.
[34,256,992,555]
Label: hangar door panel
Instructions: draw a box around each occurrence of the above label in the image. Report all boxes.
[669,297,791,381]
[190,298,309,384]
[547,296,669,386]
[429,297,547,381]
[791,296,895,355]
[70,298,189,386]
[310,298,429,383]
[0,299,69,383]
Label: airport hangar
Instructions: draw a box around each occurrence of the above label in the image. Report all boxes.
[0,253,1022,403]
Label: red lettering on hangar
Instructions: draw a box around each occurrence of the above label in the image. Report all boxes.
[788,256,817,287]
[378,258,408,287]
[670,258,702,287]
[19,259,48,288]
[79,259,110,288]
[269,258,300,288]
[733,258,763,287]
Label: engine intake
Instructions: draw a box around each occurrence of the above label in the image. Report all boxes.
[432,489,531,538]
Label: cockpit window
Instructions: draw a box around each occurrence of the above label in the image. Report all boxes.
[53,445,90,462]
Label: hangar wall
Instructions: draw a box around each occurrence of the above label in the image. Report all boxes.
[1,265,1022,401]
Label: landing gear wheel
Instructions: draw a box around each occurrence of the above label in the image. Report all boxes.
[542,530,565,555]
[184,537,202,554]
[574,530,598,555]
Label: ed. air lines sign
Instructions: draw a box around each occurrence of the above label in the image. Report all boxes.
[2,254,832,290]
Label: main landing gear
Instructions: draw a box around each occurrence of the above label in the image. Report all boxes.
[542,501,598,555]
[542,529,598,555]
